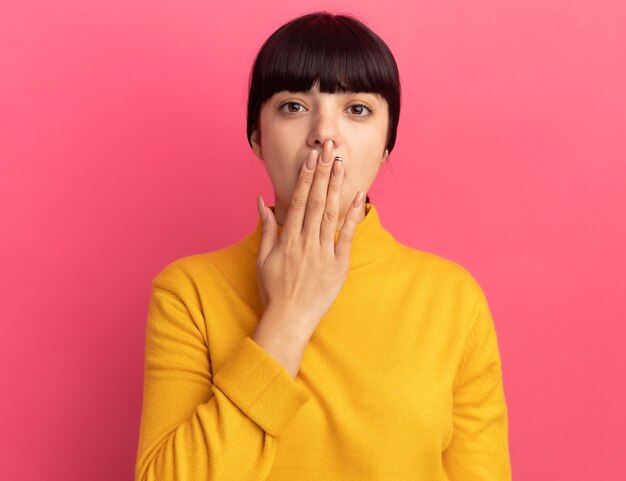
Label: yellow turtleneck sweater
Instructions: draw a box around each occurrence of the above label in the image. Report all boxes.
[135,203,512,480]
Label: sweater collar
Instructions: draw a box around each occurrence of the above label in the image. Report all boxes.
[245,202,395,269]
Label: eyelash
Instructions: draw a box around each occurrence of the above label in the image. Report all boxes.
[279,101,375,116]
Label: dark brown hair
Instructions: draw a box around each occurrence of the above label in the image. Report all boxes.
[246,11,402,157]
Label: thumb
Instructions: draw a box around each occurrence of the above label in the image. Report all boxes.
[256,195,276,264]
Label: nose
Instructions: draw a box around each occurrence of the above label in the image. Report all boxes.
[307,105,341,152]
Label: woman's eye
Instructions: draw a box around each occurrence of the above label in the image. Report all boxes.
[280,102,306,113]
[279,101,373,116]
[348,103,373,116]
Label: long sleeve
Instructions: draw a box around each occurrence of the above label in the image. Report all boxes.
[443,293,512,480]
[135,272,311,481]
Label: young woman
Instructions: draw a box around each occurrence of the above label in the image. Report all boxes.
[135,12,512,481]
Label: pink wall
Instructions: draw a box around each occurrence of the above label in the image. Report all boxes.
[1,1,624,479]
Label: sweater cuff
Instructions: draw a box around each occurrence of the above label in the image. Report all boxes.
[212,336,311,437]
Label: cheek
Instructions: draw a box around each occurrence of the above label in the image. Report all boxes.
[262,156,302,200]
[342,163,376,191]
[260,124,301,161]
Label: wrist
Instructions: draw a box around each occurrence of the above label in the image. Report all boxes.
[256,304,313,345]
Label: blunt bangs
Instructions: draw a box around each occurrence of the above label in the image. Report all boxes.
[246,12,401,153]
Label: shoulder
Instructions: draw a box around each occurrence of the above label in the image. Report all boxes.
[390,239,488,307]
[150,238,253,297]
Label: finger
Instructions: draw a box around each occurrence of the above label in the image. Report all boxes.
[335,191,364,260]
[320,155,344,249]
[256,195,277,266]
[282,149,319,237]
[302,139,335,239]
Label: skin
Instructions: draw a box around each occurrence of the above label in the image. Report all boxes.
[250,79,390,232]
[249,80,391,377]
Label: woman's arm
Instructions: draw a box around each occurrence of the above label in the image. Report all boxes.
[135,278,310,481]
[443,293,513,480]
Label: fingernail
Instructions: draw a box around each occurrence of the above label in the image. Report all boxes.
[353,191,364,208]
[306,151,317,170]
[332,159,342,176]
[257,195,267,221]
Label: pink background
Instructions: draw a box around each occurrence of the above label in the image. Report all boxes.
[1,1,624,479]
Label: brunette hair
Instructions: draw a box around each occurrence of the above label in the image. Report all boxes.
[246,11,402,163]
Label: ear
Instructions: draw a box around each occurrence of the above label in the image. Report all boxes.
[381,148,389,164]
[250,129,263,160]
